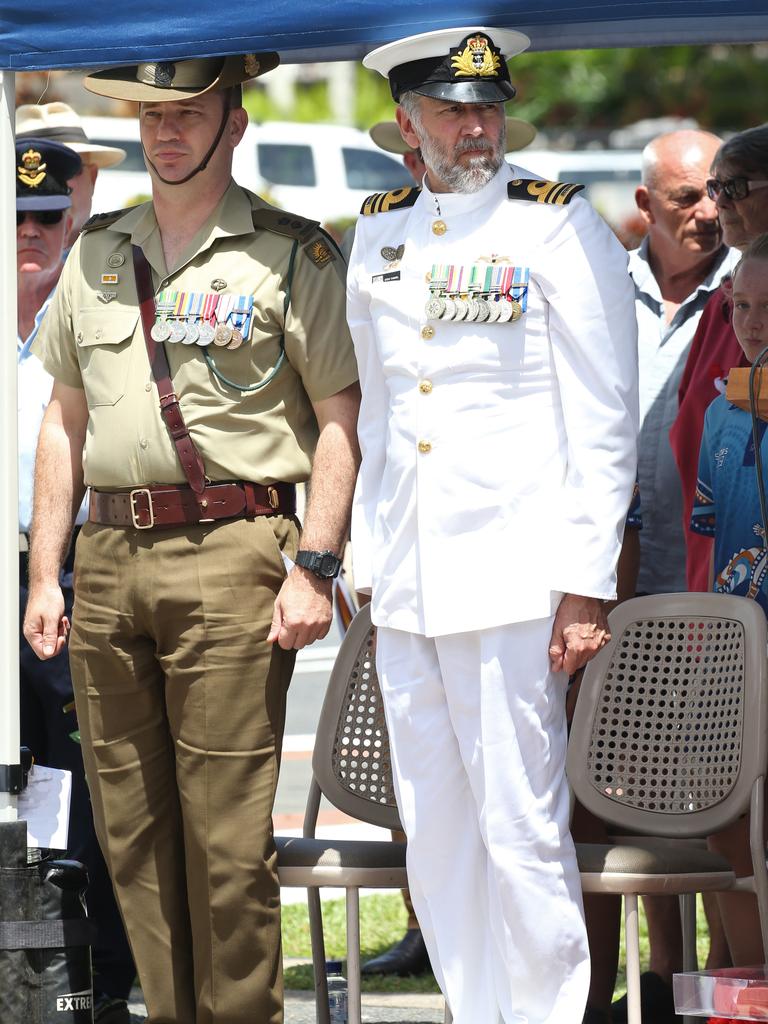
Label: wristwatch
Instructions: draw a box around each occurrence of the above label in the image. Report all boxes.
[295,549,342,580]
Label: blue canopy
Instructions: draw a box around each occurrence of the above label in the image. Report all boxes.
[2,0,768,70]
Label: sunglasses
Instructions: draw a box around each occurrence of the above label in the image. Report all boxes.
[16,209,65,227]
[705,177,768,201]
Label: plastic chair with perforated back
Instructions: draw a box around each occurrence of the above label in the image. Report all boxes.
[276,603,455,1024]
[568,592,768,1024]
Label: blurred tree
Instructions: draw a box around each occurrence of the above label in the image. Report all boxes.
[333,43,768,136]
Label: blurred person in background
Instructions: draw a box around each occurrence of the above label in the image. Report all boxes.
[671,123,768,593]
[573,127,737,1024]
[16,136,137,1024]
[16,101,126,247]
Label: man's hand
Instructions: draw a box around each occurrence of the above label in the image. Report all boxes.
[267,568,333,650]
[548,593,610,675]
[23,583,69,660]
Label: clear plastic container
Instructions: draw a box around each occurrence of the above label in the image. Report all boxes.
[674,964,768,1019]
[326,959,348,1024]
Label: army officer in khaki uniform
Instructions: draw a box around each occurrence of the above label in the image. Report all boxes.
[24,55,361,1024]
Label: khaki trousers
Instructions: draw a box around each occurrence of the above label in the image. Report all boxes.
[69,515,298,1024]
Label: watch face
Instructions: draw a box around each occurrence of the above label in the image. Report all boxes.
[319,553,340,578]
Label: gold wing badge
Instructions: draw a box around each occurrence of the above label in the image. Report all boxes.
[17,149,47,188]
[451,35,502,78]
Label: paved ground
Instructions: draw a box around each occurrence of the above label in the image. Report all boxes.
[128,981,447,1023]
[125,630,450,1022]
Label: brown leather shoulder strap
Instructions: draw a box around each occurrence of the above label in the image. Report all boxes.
[131,245,207,496]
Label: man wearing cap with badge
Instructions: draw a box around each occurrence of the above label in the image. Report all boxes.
[16,135,138,1024]
[16,102,127,248]
[23,54,360,1024]
[347,27,638,1024]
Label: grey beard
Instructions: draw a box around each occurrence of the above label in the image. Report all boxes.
[420,132,506,194]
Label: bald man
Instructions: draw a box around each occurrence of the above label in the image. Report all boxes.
[604,129,739,1024]
[632,129,738,597]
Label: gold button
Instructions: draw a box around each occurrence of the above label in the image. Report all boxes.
[425,271,432,283]
[419,380,433,394]
[432,220,447,236]
[139,438,148,449]
[417,440,432,454]
[145,382,152,392]
[421,325,435,340]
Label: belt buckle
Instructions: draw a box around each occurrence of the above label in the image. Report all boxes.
[267,486,279,510]
[129,488,155,529]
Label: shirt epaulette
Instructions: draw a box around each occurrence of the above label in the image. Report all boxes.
[251,208,319,245]
[361,187,421,216]
[507,179,585,206]
[81,209,130,232]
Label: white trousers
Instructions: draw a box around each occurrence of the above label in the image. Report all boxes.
[376,618,590,1024]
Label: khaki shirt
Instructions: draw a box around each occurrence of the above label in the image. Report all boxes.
[34,181,358,487]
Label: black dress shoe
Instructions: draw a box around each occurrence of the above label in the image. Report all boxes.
[361,928,432,977]
[611,971,678,1024]
[94,996,132,1024]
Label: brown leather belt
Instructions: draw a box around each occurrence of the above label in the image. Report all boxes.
[89,481,296,530]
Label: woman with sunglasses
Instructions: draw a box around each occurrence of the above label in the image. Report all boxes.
[670,122,768,593]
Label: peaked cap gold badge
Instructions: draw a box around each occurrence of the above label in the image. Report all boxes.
[17,149,47,188]
[450,35,502,79]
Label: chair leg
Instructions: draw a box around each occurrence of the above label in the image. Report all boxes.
[347,887,362,1024]
[750,776,768,960]
[308,887,330,1024]
[624,894,642,1024]
[680,893,698,972]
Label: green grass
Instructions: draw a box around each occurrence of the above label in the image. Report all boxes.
[282,893,713,995]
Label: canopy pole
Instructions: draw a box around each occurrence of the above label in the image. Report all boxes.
[0,69,20,823]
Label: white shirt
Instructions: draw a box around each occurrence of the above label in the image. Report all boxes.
[628,239,739,593]
[347,164,639,638]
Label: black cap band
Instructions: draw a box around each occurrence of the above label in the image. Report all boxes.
[389,33,514,103]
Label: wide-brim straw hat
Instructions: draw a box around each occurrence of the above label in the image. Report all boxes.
[16,102,126,169]
[369,116,536,155]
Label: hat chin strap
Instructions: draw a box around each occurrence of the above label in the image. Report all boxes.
[142,99,231,186]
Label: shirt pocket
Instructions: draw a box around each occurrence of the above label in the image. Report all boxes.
[75,308,138,407]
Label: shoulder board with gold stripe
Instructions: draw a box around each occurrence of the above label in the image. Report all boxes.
[361,187,421,216]
[507,179,585,206]
[251,207,319,244]
[81,209,129,233]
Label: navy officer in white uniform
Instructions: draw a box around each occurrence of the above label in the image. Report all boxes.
[347,27,639,1024]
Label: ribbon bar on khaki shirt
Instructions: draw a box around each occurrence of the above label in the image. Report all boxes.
[89,481,296,530]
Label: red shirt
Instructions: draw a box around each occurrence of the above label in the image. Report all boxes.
[669,278,748,591]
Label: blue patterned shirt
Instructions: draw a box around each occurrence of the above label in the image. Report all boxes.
[691,393,768,614]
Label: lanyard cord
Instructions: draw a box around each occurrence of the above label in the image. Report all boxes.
[202,238,298,393]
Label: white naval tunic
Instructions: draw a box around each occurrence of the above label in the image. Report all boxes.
[347,162,639,638]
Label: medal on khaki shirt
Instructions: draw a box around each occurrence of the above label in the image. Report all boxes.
[226,296,255,350]
[213,293,234,346]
